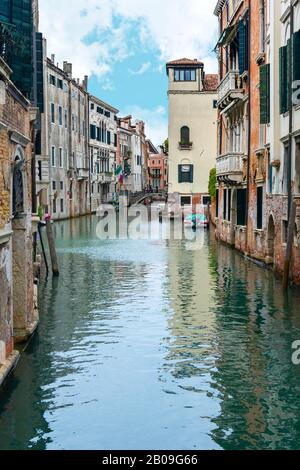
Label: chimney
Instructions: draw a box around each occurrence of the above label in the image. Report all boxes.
[51,54,55,63]
[83,75,89,91]
[63,62,72,78]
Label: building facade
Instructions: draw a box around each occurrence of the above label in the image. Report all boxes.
[89,96,118,211]
[166,58,218,207]
[214,0,300,285]
[36,49,90,220]
[117,116,147,194]
[0,57,38,386]
[147,141,168,192]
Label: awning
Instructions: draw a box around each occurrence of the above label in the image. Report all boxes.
[215,24,238,49]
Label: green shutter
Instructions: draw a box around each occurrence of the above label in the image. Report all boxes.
[238,18,249,75]
[260,64,270,124]
[287,38,292,109]
[279,46,288,114]
[178,165,182,183]
[190,165,194,183]
[293,30,300,82]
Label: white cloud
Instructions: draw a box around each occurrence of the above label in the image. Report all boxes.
[130,62,151,75]
[120,105,167,147]
[40,0,218,79]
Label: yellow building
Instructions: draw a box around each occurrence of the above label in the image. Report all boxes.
[166,58,218,207]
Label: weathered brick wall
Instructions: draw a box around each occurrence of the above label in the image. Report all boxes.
[0,80,34,364]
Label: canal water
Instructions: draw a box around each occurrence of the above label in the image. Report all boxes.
[0,215,300,450]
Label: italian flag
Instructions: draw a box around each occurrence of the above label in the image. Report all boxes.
[115,165,123,184]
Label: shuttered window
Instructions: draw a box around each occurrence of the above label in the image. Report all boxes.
[238,18,249,75]
[178,165,193,183]
[279,45,288,114]
[293,29,300,88]
[90,125,96,140]
[279,46,287,114]
[260,64,270,124]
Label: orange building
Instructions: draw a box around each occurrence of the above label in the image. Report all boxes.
[147,140,168,192]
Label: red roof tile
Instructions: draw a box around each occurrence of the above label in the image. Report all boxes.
[166,58,203,66]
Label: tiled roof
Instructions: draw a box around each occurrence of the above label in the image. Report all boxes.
[203,74,219,91]
[166,58,203,66]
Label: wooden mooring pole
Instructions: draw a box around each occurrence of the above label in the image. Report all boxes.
[283,200,297,291]
[45,215,59,277]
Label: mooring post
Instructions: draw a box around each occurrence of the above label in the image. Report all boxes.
[283,200,297,291]
[45,214,59,277]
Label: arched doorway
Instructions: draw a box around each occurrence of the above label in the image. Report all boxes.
[267,215,275,263]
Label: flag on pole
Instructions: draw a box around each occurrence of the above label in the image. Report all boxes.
[115,165,123,183]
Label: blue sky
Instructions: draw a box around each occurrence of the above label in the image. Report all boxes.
[41,0,218,146]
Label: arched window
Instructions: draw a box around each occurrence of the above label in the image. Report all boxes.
[180,126,190,144]
[12,157,24,217]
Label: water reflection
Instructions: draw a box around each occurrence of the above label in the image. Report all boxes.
[0,216,299,449]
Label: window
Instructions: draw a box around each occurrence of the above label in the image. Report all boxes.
[52,180,56,191]
[38,161,42,181]
[105,111,111,118]
[280,44,289,114]
[90,125,96,140]
[50,74,56,86]
[58,106,63,126]
[213,100,218,109]
[216,189,219,217]
[257,186,263,229]
[181,196,191,206]
[60,181,64,190]
[107,131,111,145]
[51,146,56,167]
[114,134,118,147]
[282,144,289,194]
[202,196,211,206]
[64,109,68,128]
[178,164,193,183]
[53,199,56,213]
[97,106,103,114]
[96,127,101,141]
[59,148,63,168]
[174,68,196,81]
[60,199,64,213]
[282,220,288,244]
[237,188,247,226]
[180,126,190,144]
[57,79,63,89]
[51,103,55,123]
[223,189,227,220]
[91,103,95,110]
[260,64,270,124]
[227,189,231,221]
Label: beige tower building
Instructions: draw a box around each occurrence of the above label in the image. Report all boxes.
[166,58,218,207]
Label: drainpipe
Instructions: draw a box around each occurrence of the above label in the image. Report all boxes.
[245,5,251,253]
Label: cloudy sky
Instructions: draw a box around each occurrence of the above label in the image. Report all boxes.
[40,0,218,146]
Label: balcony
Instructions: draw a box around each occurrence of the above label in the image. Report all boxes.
[217,71,244,109]
[179,142,193,151]
[77,168,89,180]
[216,152,244,184]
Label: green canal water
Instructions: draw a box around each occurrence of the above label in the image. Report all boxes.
[1,215,300,450]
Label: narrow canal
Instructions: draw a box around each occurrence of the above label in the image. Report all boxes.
[1,215,300,450]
